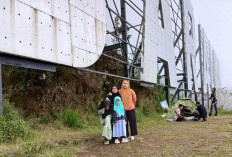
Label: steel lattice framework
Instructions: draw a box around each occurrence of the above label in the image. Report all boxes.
[0,0,221,113]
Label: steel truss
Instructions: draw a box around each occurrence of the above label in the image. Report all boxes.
[196,24,218,108]
[169,0,189,100]
[103,0,145,78]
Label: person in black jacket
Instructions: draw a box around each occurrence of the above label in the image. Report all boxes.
[98,85,121,144]
[209,85,218,116]
[195,102,207,121]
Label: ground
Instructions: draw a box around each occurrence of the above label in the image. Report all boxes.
[1,115,232,157]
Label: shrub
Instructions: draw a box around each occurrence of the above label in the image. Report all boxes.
[0,99,31,143]
[65,109,83,128]
[136,109,145,122]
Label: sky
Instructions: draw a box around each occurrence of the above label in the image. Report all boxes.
[191,0,232,88]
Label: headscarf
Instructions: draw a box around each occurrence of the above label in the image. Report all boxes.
[114,96,125,116]
[108,85,121,104]
[119,80,132,110]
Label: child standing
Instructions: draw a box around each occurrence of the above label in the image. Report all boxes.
[113,96,128,144]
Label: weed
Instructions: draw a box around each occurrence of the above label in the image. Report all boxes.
[65,109,84,128]
[0,99,31,143]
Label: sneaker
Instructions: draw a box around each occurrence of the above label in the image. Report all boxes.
[115,139,120,144]
[121,138,129,143]
[131,136,135,140]
[104,141,109,145]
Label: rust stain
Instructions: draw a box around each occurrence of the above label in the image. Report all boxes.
[10,0,16,54]
[34,9,39,59]
[53,17,59,62]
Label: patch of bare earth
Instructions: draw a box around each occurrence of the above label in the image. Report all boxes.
[74,116,232,157]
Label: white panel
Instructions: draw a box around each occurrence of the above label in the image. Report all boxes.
[17,0,70,23]
[141,0,178,87]
[0,0,106,68]
[0,0,12,53]
[37,11,56,62]
[56,20,72,66]
[140,0,158,84]
[15,1,37,58]
[96,20,106,55]
[69,0,94,17]
[95,0,106,23]
[70,0,106,68]
[72,47,99,68]
[53,0,70,23]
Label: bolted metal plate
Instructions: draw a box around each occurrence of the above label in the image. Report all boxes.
[70,0,106,68]
[0,0,106,68]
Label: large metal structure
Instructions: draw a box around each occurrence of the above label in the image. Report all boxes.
[0,0,221,113]
[196,24,221,108]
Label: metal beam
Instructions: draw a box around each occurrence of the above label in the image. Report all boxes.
[121,0,129,77]
[0,53,56,72]
[103,44,121,52]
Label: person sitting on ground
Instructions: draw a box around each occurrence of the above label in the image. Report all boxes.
[195,102,207,122]
[113,96,128,144]
[174,104,187,121]
[181,106,192,117]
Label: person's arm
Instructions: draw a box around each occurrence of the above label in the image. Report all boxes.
[113,111,117,124]
[131,89,137,104]
[176,109,182,117]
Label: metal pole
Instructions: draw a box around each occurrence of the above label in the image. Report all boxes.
[180,0,188,97]
[0,65,2,115]
[198,24,205,106]
[121,0,129,77]
[165,63,169,105]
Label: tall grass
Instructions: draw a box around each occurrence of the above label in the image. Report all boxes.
[0,99,31,143]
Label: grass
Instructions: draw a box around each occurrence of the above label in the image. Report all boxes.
[0,110,232,156]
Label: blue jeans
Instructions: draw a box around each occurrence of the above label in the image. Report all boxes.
[209,103,218,116]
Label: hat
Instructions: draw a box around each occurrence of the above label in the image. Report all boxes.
[179,104,184,107]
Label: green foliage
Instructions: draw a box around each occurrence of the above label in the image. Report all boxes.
[153,87,166,113]
[65,109,83,128]
[0,99,31,143]
[217,107,232,115]
[136,109,146,122]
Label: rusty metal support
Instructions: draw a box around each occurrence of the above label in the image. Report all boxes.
[198,24,205,106]
[180,0,188,98]
[121,0,129,77]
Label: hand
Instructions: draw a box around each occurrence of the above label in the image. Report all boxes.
[114,123,117,126]
[108,92,112,96]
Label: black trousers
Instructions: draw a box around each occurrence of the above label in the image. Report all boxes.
[176,117,185,122]
[209,103,218,116]
[126,109,138,137]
